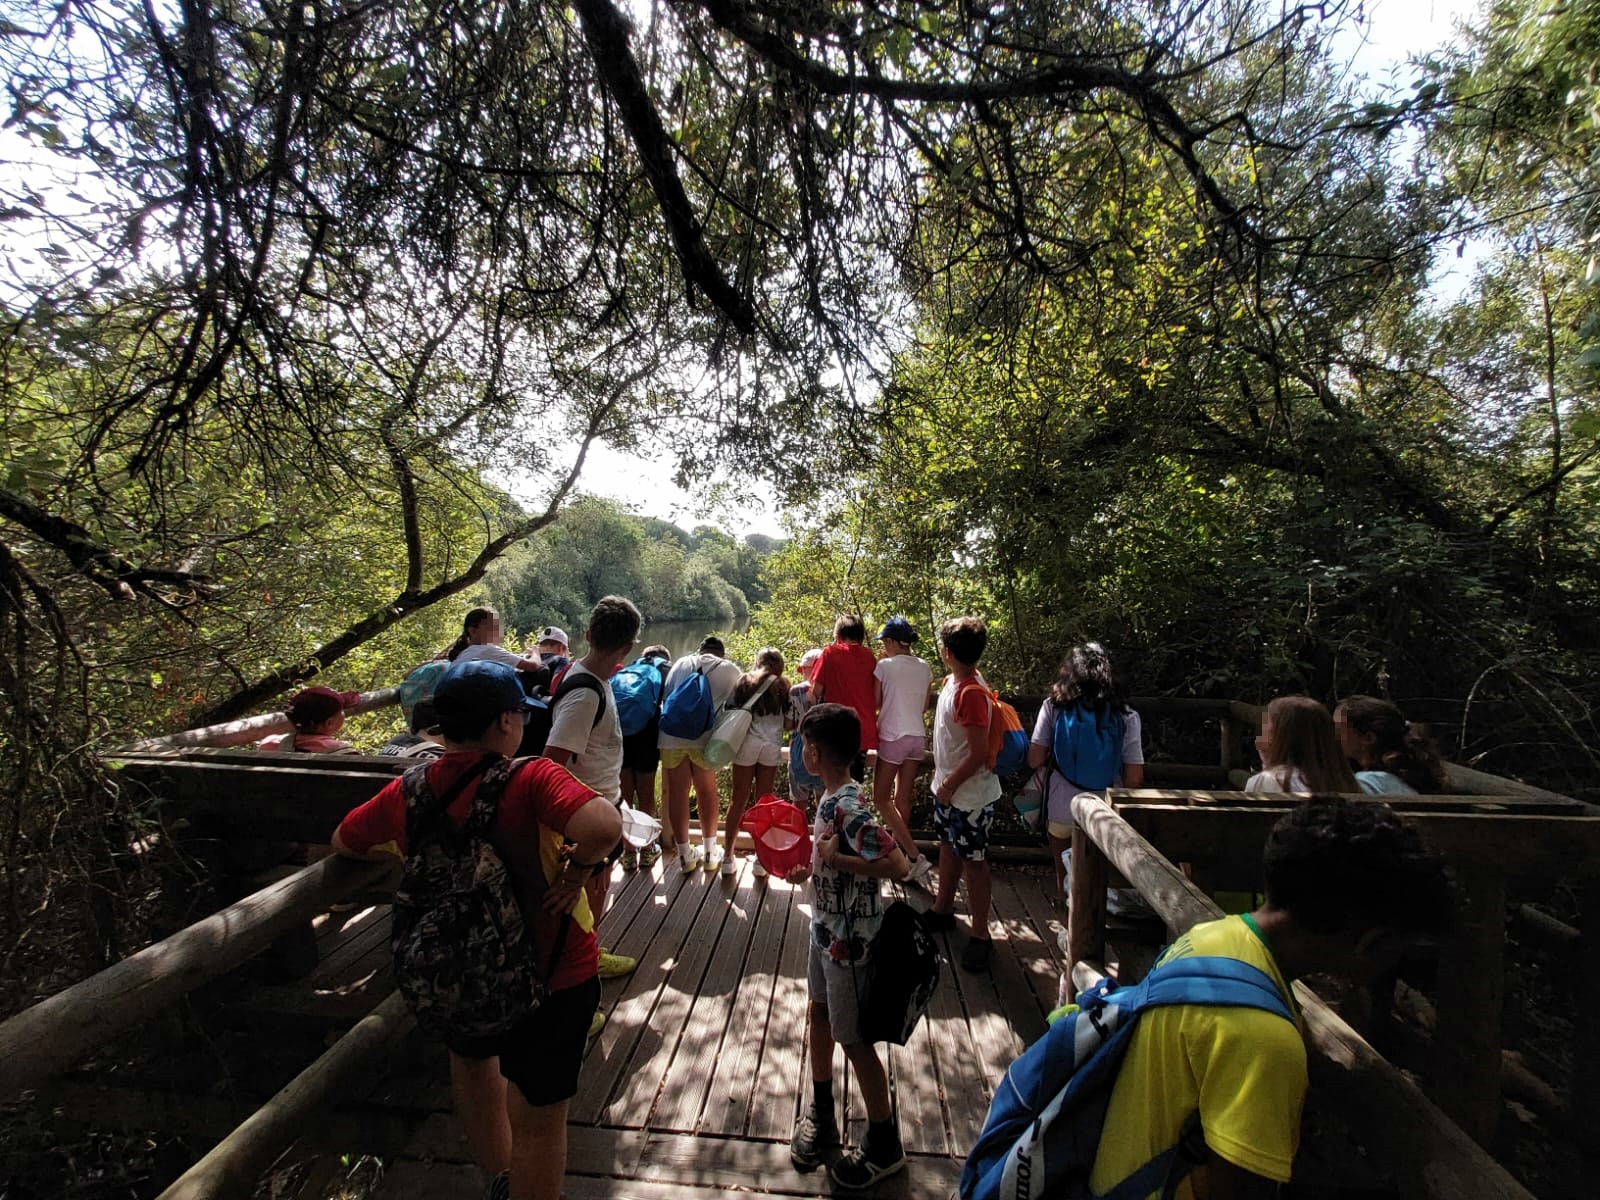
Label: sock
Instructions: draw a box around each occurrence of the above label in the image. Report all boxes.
[864,1118,901,1162]
[813,1080,835,1118]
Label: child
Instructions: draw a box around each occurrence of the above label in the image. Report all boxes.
[657,635,743,871]
[787,703,911,1188]
[723,648,793,877]
[1246,696,1359,794]
[872,616,933,852]
[532,625,572,678]
[447,606,543,672]
[810,615,878,780]
[1025,643,1145,898]
[787,648,825,807]
[543,596,642,988]
[1334,695,1447,795]
[619,643,673,868]
[1088,798,1453,1198]
[259,686,362,753]
[925,617,1003,973]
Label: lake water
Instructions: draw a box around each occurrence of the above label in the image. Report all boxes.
[641,618,748,660]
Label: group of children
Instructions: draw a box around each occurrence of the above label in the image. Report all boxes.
[265,601,1458,1200]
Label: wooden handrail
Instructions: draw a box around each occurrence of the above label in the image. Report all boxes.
[156,991,414,1200]
[0,855,396,1102]
[1068,792,1537,1200]
[119,687,401,752]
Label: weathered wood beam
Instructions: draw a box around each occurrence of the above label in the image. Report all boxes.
[155,991,414,1200]
[1069,793,1537,1200]
[118,687,400,752]
[1433,865,1507,1146]
[1067,820,1108,970]
[0,855,396,1102]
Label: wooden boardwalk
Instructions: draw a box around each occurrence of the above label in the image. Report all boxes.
[283,855,1072,1199]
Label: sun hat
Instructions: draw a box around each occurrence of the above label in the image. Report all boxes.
[431,660,538,731]
[286,685,361,726]
[536,626,570,649]
[875,616,918,645]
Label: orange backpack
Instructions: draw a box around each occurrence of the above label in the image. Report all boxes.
[956,678,1028,774]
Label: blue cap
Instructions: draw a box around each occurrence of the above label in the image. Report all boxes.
[875,616,918,645]
[432,660,537,730]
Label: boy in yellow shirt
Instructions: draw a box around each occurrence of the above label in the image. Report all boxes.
[1090,798,1452,1199]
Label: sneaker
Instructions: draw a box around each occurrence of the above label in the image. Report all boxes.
[751,860,768,878]
[483,1170,511,1200]
[621,846,639,871]
[639,844,662,869]
[905,855,935,891]
[597,950,637,979]
[720,854,737,877]
[679,843,704,872]
[923,909,957,932]
[827,1144,906,1189]
[587,1010,606,1038]
[703,843,725,873]
[960,936,994,973]
[790,1102,840,1169]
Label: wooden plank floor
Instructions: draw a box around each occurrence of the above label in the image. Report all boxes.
[322,855,1072,1199]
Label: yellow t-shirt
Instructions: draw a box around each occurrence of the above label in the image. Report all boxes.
[1088,915,1307,1199]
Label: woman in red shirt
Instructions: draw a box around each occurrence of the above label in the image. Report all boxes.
[810,615,878,780]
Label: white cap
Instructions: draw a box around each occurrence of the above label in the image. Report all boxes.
[537,626,570,648]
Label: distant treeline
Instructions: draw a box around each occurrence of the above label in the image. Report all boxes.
[485,498,779,637]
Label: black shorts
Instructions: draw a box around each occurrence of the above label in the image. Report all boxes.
[444,975,601,1107]
[621,723,660,774]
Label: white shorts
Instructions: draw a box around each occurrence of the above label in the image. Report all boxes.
[734,734,782,768]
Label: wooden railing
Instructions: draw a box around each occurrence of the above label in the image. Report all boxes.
[1066,791,1538,1200]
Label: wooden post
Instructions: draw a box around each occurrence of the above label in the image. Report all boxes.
[1432,865,1507,1147]
[157,992,414,1200]
[1067,821,1108,971]
[1218,714,1238,772]
[0,855,395,1102]
[1571,881,1600,1130]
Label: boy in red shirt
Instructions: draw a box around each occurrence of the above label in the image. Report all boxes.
[810,615,878,780]
[332,660,622,1200]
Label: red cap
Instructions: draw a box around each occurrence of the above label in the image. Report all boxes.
[287,686,361,726]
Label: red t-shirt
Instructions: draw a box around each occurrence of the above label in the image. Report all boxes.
[812,640,880,751]
[335,752,602,991]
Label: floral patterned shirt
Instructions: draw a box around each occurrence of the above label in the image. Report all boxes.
[810,782,898,962]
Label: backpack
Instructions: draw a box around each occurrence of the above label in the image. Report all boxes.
[852,900,942,1045]
[1051,703,1126,790]
[518,665,607,758]
[611,654,667,737]
[956,678,1029,776]
[658,658,717,739]
[959,955,1294,1200]
[391,755,560,1042]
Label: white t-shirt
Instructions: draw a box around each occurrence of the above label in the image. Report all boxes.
[452,643,526,669]
[874,653,933,742]
[932,674,1002,814]
[1245,767,1310,793]
[545,660,623,803]
[656,653,744,750]
[1030,700,1145,818]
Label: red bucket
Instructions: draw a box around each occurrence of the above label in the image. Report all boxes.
[740,794,813,878]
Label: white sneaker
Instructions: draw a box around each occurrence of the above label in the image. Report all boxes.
[679,843,704,872]
[703,842,725,873]
[719,854,737,877]
[751,860,769,878]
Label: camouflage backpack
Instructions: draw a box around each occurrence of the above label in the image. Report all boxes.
[392,755,551,1042]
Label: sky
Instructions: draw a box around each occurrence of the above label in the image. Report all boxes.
[574,0,1486,540]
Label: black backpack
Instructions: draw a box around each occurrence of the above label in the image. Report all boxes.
[853,900,942,1045]
[517,665,608,758]
[391,755,562,1041]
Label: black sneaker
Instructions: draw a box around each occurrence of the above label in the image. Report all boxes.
[828,1144,907,1190]
[923,909,957,932]
[791,1102,840,1169]
[960,936,994,973]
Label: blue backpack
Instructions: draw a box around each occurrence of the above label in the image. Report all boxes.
[658,659,716,739]
[1051,704,1125,790]
[611,654,668,737]
[959,956,1294,1200]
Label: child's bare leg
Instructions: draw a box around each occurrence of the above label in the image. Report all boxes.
[872,756,895,820]
[663,760,692,854]
[505,1085,568,1200]
[965,858,993,939]
[1047,832,1071,899]
[808,999,835,1086]
[894,760,919,829]
[449,1052,511,1179]
[725,762,755,853]
[692,761,721,845]
[933,839,963,914]
[841,1040,892,1123]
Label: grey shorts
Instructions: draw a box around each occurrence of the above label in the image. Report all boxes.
[807,936,865,1045]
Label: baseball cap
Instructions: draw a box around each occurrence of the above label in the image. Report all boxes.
[798,648,823,676]
[287,685,360,725]
[875,616,918,645]
[537,626,570,648]
[431,659,538,732]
